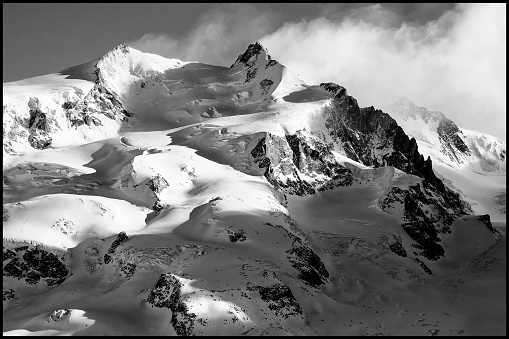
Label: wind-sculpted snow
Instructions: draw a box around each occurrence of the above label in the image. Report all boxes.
[2,42,505,336]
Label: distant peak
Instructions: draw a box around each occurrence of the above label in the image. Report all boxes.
[113,43,130,53]
[231,42,274,68]
[393,97,416,107]
[99,43,131,60]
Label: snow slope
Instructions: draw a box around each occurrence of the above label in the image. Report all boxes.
[3,43,505,336]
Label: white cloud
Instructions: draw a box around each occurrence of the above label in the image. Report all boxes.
[129,3,505,141]
[129,4,277,67]
[259,3,506,141]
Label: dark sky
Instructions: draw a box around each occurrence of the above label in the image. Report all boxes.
[3,3,454,82]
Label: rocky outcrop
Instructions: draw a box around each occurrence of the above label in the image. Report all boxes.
[259,79,274,96]
[3,245,69,287]
[227,229,247,243]
[104,231,129,264]
[266,222,329,287]
[476,214,499,235]
[324,85,447,193]
[247,273,303,319]
[437,117,471,163]
[251,130,353,196]
[412,257,433,275]
[27,98,52,149]
[229,42,283,102]
[388,241,407,257]
[62,80,134,128]
[320,82,346,96]
[380,182,468,261]
[231,42,268,68]
[147,175,169,194]
[321,84,473,261]
[231,42,271,85]
[49,309,72,321]
[286,237,329,287]
[147,273,197,336]
[3,289,15,302]
[146,175,169,213]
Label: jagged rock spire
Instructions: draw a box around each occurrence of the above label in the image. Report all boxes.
[231,42,274,68]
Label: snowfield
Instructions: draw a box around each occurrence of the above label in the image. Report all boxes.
[3,43,505,336]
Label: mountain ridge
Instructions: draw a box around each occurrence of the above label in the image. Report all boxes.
[3,41,506,336]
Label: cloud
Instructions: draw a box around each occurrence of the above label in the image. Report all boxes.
[129,4,278,66]
[130,3,505,141]
[259,3,506,141]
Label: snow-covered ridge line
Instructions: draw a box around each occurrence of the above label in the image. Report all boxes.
[384,98,506,173]
[3,40,505,336]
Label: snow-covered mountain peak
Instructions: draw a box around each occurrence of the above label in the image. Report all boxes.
[97,43,188,78]
[386,98,445,125]
[384,98,505,172]
[3,40,506,336]
[227,42,307,99]
[231,42,273,68]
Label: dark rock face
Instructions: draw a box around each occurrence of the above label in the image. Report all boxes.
[265,222,329,287]
[436,118,471,163]
[50,309,72,321]
[28,110,48,131]
[286,237,329,287]
[324,86,446,193]
[230,42,279,95]
[62,101,77,110]
[3,289,15,302]
[115,43,129,54]
[476,214,499,235]
[231,42,266,68]
[380,182,468,261]
[412,257,433,275]
[247,280,303,319]
[147,175,169,213]
[389,241,408,257]
[147,175,169,194]
[3,249,16,262]
[147,273,197,336]
[3,245,69,287]
[320,82,346,96]
[104,231,128,264]
[120,262,137,279]
[110,231,128,247]
[259,79,274,96]
[251,131,353,196]
[402,189,444,261]
[265,59,278,69]
[62,82,131,128]
[245,67,258,84]
[227,229,247,243]
[321,84,473,261]
[27,108,52,149]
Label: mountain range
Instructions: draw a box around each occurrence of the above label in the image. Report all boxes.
[3,42,506,335]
